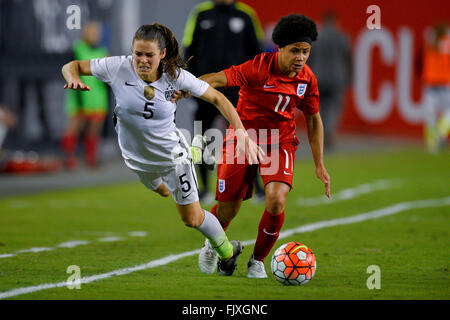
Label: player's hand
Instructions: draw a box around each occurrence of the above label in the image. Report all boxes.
[64,81,91,91]
[235,129,265,165]
[316,165,330,198]
[171,90,191,103]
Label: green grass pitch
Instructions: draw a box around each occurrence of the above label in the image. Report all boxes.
[0,147,448,300]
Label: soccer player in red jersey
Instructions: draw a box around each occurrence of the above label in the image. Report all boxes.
[193,14,331,277]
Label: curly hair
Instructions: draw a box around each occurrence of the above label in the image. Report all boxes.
[272,14,318,48]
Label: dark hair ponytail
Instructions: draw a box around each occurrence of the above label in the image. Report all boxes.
[133,23,186,79]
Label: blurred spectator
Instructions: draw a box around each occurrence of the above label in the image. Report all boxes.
[182,0,265,204]
[0,0,112,153]
[0,68,16,150]
[61,22,109,169]
[0,105,17,150]
[0,0,86,149]
[308,11,352,151]
[421,22,450,154]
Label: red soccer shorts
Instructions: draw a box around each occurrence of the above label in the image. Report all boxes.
[215,141,298,202]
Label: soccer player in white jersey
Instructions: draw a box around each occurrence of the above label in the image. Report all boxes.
[62,23,264,276]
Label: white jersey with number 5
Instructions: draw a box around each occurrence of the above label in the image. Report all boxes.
[90,55,209,172]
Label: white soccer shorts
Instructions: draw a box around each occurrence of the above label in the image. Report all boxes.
[133,159,200,205]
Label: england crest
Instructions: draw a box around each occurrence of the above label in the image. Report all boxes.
[218,179,225,193]
[297,83,307,97]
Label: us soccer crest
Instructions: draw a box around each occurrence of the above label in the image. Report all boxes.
[165,83,176,101]
[297,83,307,97]
[218,179,225,193]
[165,89,176,101]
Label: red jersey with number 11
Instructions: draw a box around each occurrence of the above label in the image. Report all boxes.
[223,51,319,145]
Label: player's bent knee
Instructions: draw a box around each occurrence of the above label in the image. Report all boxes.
[177,204,204,228]
[266,196,286,215]
[159,190,171,197]
[153,189,170,197]
[154,183,170,197]
[181,215,203,228]
[265,182,290,214]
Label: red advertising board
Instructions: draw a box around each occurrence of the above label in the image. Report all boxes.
[242,0,449,137]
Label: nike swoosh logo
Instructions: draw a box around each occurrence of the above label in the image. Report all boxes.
[263,228,278,236]
[263,84,275,89]
[181,192,193,199]
[125,82,136,86]
[283,171,293,175]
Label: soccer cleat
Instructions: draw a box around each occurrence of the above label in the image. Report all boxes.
[247,255,268,278]
[198,239,218,274]
[191,134,216,170]
[217,240,243,276]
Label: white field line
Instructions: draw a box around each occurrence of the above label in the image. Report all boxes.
[0,196,448,300]
[296,179,402,206]
[16,247,53,254]
[6,200,113,209]
[128,231,148,237]
[5,179,397,209]
[98,237,123,242]
[57,240,90,249]
[0,232,148,260]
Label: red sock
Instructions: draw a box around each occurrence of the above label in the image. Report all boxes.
[253,209,285,262]
[210,204,231,231]
[84,135,99,167]
[61,133,77,156]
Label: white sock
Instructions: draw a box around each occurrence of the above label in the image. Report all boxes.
[196,210,232,259]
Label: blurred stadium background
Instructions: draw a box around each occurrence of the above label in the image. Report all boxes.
[0,0,448,182]
[0,0,448,301]
[0,0,448,179]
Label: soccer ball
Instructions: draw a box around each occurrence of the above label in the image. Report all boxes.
[270,242,316,285]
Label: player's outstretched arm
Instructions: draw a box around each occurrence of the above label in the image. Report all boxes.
[305,112,331,198]
[199,71,228,89]
[199,86,265,164]
[170,71,228,103]
[62,60,92,91]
